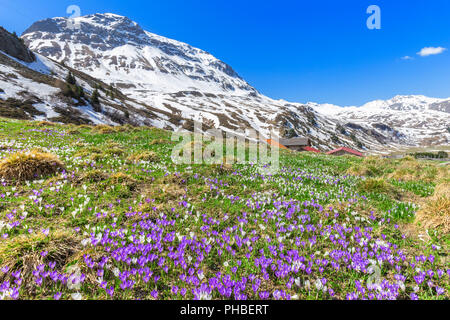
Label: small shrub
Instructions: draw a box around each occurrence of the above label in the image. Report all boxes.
[66,72,76,85]
[90,89,101,112]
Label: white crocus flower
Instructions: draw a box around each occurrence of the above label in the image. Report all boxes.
[71,292,82,300]
[315,279,323,291]
[67,265,81,290]
[304,280,311,290]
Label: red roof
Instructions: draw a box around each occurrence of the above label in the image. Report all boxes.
[326,147,363,157]
[302,146,321,153]
[266,139,289,150]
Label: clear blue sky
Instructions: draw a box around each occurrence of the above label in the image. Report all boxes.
[1,0,449,106]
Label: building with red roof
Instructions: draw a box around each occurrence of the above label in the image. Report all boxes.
[302,146,321,153]
[326,147,363,157]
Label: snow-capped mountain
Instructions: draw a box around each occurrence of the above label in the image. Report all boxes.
[22,13,256,96]
[21,13,366,149]
[310,95,450,147]
[360,95,450,113]
[0,13,447,153]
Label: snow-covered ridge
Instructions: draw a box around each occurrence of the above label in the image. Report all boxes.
[309,95,450,149]
[310,95,450,113]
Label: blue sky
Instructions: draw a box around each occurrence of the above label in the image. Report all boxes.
[1,0,449,105]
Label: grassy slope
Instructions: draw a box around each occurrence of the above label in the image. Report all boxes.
[0,117,448,300]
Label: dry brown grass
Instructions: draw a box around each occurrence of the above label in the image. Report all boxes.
[346,165,372,177]
[142,183,186,203]
[105,142,122,149]
[67,128,81,135]
[77,124,94,130]
[115,124,136,132]
[0,149,65,182]
[346,155,449,183]
[105,146,125,157]
[93,124,116,134]
[37,120,56,127]
[357,178,400,198]
[415,182,450,233]
[127,151,160,163]
[0,230,80,285]
[434,181,450,198]
[110,172,136,186]
[346,156,386,177]
[212,159,234,174]
[149,138,170,146]
[75,146,103,161]
[77,169,110,183]
[328,199,381,220]
[389,158,447,183]
[162,172,189,186]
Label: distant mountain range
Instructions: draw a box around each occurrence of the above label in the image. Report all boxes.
[0,13,448,152]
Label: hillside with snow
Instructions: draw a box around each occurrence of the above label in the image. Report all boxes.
[0,13,447,153]
[310,95,450,148]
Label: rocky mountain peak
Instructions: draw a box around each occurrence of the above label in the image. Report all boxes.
[22,13,147,50]
[21,13,254,95]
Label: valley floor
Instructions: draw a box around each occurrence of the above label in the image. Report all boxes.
[0,117,448,300]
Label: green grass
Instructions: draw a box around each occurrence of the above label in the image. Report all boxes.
[0,117,448,300]
[389,179,436,197]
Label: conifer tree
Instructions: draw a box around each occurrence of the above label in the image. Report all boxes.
[76,86,84,99]
[91,89,101,112]
[66,72,76,85]
[91,89,100,105]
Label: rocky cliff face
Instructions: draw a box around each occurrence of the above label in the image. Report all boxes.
[0,27,35,62]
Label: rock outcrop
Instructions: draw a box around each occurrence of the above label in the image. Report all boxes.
[0,27,35,62]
